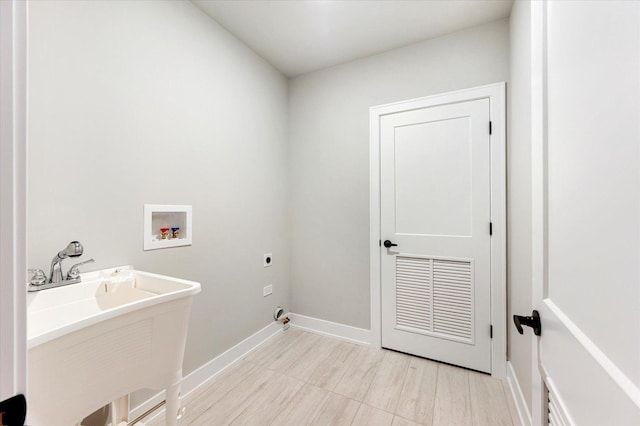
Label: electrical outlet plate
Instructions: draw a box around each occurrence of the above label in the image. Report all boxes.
[263,285,273,297]
[263,253,273,267]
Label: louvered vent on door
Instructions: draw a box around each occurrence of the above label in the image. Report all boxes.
[395,256,473,343]
[547,383,569,426]
[432,259,473,341]
[396,257,432,332]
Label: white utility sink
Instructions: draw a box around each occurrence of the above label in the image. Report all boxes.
[27,266,200,426]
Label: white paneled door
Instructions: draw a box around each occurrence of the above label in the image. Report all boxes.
[380,98,492,373]
[529,1,640,424]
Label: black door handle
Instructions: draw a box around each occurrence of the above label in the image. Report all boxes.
[383,240,398,248]
[0,394,27,426]
[513,310,541,336]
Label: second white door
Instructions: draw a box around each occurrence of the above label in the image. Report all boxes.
[380,97,492,373]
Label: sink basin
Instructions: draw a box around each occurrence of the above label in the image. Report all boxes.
[27,266,200,426]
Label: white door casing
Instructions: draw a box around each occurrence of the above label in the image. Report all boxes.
[0,0,28,402]
[530,1,640,424]
[370,83,506,379]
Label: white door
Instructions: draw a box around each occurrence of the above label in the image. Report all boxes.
[530,1,640,424]
[379,97,492,373]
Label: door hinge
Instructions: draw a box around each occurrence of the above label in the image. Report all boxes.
[489,121,492,135]
[379,240,381,247]
[489,222,493,236]
[490,325,493,338]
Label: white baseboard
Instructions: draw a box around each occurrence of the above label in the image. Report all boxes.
[288,313,371,346]
[507,361,532,426]
[130,320,283,422]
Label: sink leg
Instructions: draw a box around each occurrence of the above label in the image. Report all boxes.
[165,382,181,426]
[111,395,129,425]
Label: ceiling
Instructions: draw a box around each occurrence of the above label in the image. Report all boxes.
[193,0,513,77]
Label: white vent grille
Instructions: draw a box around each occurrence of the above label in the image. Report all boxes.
[395,256,473,343]
[547,383,568,426]
[433,259,472,341]
[396,257,432,332]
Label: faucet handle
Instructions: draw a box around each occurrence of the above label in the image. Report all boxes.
[28,268,47,286]
[66,259,95,280]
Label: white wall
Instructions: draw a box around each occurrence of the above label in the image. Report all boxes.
[508,0,533,416]
[28,0,289,406]
[288,19,510,329]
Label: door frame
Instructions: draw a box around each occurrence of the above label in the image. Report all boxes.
[369,83,507,379]
[530,1,546,422]
[0,0,28,401]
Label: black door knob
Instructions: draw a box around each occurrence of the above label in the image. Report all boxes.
[383,240,398,248]
[513,310,541,336]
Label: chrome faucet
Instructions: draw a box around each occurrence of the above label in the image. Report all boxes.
[49,241,83,283]
[28,241,94,292]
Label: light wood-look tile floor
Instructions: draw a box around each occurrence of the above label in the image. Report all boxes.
[148,329,520,426]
